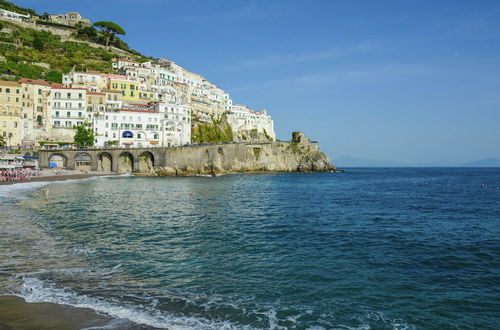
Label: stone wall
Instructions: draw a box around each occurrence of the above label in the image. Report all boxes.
[38,133,335,175]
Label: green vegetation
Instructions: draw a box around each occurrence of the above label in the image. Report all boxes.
[0,0,37,16]
[0,21,141,80]
[93,21,125,47]
[192,114,234,144]
[73,124,94,147]
[36,20,76,30]
[0,134,5,146]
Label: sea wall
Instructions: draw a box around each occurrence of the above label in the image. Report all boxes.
[38,132,335,175]
[157,132,334,176]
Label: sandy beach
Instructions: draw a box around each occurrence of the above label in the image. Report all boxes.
[0,169,116,186]
[0,296,160,329]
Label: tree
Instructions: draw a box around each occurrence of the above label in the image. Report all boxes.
[93,21,125,47]
[33,34,44,50]
[73,124,94,147]
[45,70,62,83]
[0,135,6,147]
[0,21,4,32]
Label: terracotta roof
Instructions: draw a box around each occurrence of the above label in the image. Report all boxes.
[87,91,105,95]
[19,78,64,88]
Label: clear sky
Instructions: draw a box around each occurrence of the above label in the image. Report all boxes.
[16,0,500,165]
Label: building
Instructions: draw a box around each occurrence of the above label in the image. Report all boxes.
[155,102,191,147]
[0,81,23,146]
[107,76,140,102]
[48,87,88,142]
[63,70,105,91]
[48,12,90,26]
[19,78,64,146]
[0,9,30,22]
[94,104,161,148]
[227,105,275,141]
[112,58,140,71]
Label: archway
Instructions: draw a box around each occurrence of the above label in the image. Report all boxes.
[48,154,67,169]
[118,152,134,173]
[139,151,154,173]
[75,152,92,171]
[97,152,113,172]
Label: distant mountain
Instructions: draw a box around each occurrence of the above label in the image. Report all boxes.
[461,158,500,167]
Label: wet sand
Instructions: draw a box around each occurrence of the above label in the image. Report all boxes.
[0,296,159,329]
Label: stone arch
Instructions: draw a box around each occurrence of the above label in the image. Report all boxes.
[75,152,92,171]
[139,151,155,173]
[97,152,113,172]
[118,152,134,173]
[48,153,67,168]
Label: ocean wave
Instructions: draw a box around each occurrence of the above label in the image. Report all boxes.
[16,277,244,330]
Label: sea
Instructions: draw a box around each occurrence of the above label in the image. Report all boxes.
[0,168,499,329]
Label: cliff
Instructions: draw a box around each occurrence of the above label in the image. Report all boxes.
[155,132,335,176]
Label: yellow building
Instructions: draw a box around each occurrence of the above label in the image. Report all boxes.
[108,78,140,102]
[0,81,23,146]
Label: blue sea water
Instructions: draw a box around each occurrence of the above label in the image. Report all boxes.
[0,168,499,329]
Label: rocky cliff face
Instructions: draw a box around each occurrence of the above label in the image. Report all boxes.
[155,132,335,176]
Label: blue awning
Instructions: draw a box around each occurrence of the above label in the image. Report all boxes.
[122,131,134,138]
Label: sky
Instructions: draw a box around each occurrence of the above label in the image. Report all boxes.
[16,0,500,165]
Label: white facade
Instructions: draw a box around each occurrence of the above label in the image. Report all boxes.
[227,105,275,140]
[94,107,161,148]
[63,71,103,91]
[155,102,191,147]
[0,9,30,22]
[93,102,191,148]
[48,88,88,141]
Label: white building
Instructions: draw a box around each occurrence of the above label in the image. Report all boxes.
[63,71,103,91]
[48,87,88,141]
[93,102,191,148]
[0,9,30,22]
[227,105,275,140]
[155,102,191,147]
[94,105,161,148]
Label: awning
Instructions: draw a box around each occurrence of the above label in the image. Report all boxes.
[122,131,133,138]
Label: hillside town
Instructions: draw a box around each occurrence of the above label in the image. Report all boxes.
[0,8,275,149]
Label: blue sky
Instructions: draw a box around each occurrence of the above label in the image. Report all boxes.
[16,0,500,165]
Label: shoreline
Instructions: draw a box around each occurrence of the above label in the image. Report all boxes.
[0,296,148,329]
[0,171,116,186]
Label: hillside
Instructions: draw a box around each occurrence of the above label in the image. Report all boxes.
[0,1,147,82]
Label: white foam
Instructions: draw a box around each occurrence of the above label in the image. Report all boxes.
[16,277,243,330]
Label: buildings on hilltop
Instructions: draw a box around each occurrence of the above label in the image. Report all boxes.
[0,57,275,148]
[47,12,91,26]
[0,8,30,22]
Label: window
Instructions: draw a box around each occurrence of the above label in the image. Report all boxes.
[78,112,82,118]
[54,120,60,126]
[65,121,72,127]
[67,93,71,99]
[78,93,83,99]
[67,111,71,118]
[130,91,134,97]
[112,83,118,89]
[137,133,142,138]
[55,111,59,117]
[16,89,19,94]
[6,88,10,93]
